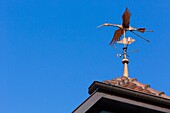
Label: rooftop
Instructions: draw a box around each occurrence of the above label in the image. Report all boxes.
[103,76,170,99]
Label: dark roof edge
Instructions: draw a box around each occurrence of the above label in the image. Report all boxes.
[88,81,170,106]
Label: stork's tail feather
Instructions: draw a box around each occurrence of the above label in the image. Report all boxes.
[137,28,146,33]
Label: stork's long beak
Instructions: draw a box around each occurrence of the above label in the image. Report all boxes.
[97,24,104,28]
[97,23,114,28]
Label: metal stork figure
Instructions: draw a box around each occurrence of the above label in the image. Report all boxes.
[98,8,153,45]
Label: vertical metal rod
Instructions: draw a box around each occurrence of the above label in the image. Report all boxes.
[122,31,129,77]
[123,30,126,38]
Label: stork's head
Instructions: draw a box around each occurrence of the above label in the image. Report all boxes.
[102,23,111,26]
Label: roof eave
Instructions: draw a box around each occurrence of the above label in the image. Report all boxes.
[88,81,170,107]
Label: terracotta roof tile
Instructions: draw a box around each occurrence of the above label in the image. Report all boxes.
[103,76,170,99]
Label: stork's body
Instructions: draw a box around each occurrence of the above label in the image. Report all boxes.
[98,8,152,45]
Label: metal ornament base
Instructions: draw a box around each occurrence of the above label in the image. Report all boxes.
[114,36,136,78]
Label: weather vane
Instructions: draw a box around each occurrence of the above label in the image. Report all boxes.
[97,7,153,77]
[98,8,153,45]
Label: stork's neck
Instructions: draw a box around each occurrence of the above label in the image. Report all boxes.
[116,24,123,28]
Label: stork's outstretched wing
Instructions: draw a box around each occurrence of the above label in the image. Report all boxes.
[109,29,124,45]
[122,8,131,28]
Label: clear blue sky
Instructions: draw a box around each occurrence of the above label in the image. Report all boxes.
[0,0,170,113]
